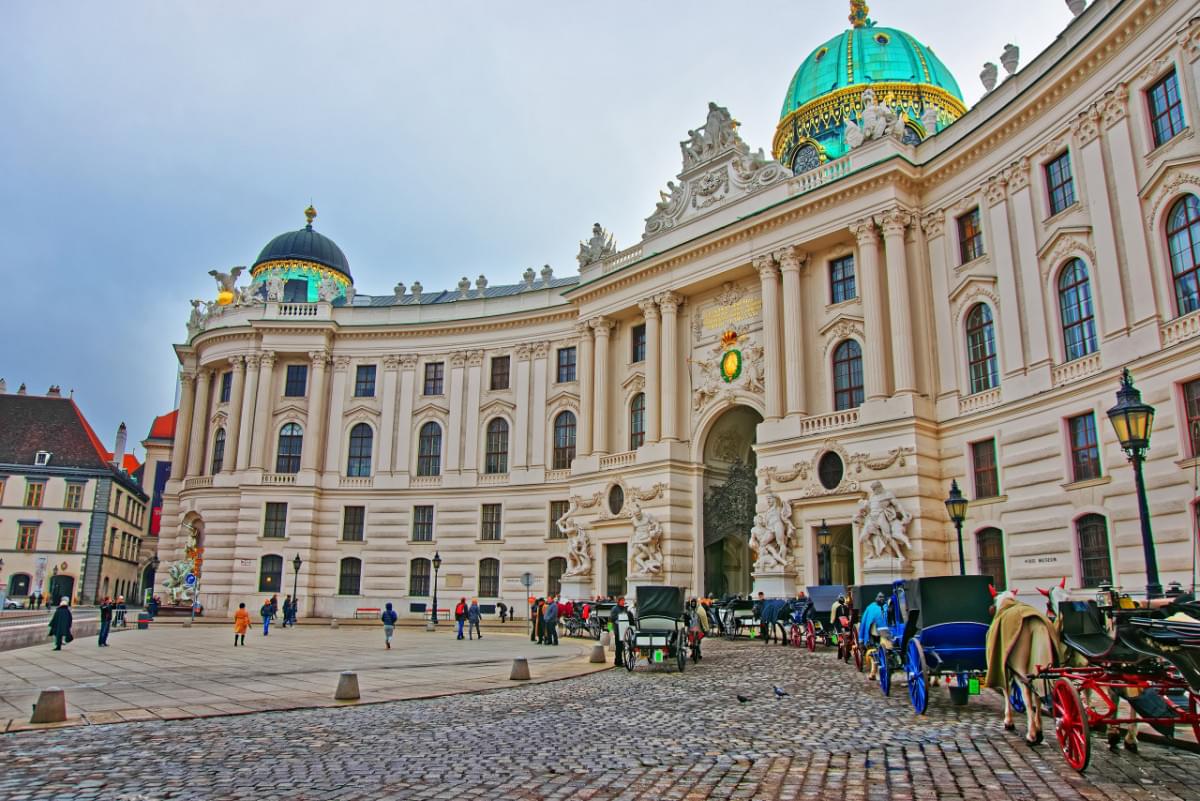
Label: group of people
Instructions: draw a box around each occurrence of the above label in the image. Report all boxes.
[230,594,298,645]
[453,597,483,640]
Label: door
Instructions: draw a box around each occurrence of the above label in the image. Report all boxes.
[49,575,75,605]
[605,544,627,598]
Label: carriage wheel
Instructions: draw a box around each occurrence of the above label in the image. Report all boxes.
[1052,678,1091,772]
[1010,678,1026,714]
[837,633,847,662]
[806,620,817,652]
[677,642,687,672]
[624,645,636,672]
[878,645,891,697]
[1189,691,1200,745]
[852,625,863,670]
[790,623,802,648]
[906,639,929,715]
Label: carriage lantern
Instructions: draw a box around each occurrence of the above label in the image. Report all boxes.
[944,480,969,575]
[1106,368,1161,599]
[817,520,832,586]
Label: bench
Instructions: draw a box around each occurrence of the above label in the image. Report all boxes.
[354,607,381,620]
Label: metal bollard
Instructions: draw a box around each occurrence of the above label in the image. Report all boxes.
[334,671,360,701]
[509,657,531,681]
[30,687,67,724]
[589,644,607,664]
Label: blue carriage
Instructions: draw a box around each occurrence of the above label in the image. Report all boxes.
[875,575,994,714]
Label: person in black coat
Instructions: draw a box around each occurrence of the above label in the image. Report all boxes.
[48,599,73,650]
[98,598,113,646]
[609,597,634,667]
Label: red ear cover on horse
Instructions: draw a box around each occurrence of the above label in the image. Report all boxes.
[988,584,997,598]
[1059,577,1067,589]
[1037,587,1050,597]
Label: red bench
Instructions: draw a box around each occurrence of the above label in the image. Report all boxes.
[354,607,381,620]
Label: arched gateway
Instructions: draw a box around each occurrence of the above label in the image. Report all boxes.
[700,405,763,597]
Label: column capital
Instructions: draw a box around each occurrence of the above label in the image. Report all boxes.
[228,355,246,371]
[919,210,946,239]
[589,316,616,335]
[773,245,808,273]
[450,351,468,368]
[984,175,1009,206]
[515,344,532,361]
[752,255,779,281]
[637,297,660,319]
[1005,158,1031,192]
[849,219,878,246]
[244,354,261,370]
[399,354,420,370]
[467,349,485,367]
[1071,106,1102,146]
[309,350,331,368]
[656,291,683,314]
[333,355,352,372]
[533,341,551,359]
[259,351,276,369]
[876,208,912,238]
[180,369,198,385]
[382,354,402,370]
[574,322,592,339]
[1100,83,1128,129]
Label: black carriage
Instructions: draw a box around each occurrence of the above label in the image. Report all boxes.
[846,583,893,670]
[791,585,846,651]
[586,601,615,640]
[717,597,759,639]
[624,586,692,672]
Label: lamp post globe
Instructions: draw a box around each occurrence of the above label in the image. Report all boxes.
[817,520,832,586]
[1106,368,1161,599]
[945,479,969,575]
[431,551,442,626]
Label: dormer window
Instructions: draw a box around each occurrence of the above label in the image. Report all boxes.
[34,451,52,466]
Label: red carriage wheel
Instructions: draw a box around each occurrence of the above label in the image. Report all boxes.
[852,625,864,671]
[806,620,816,652]
[790,623,802,648]
[837,632,847,661]
[1051,678,1091,772]
[1190,692,1200,745]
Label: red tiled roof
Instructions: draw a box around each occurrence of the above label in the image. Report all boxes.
[147,410,178,441]
[0,394,110,468]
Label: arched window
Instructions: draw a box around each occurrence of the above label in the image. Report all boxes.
[410,558,431,596]
[7,573,30,597]
[338,557,362,595]
[479,558,500,597]
[1058,259,1098,361]
[965,304,999,394]
[548,557,567,597]
[210,428,226,475]
[259,555,283,592]
[1167,194,1200,315]
[417,422,442,476]
[976,528,1006,590]
[1075,514,1112,588]
[552,411,576,470]
[275,423,303,474]
[832,340,864,411]
[347,423,373,477]
[485,418,509,474]
[629,393,646,450]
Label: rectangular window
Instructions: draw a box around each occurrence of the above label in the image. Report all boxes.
[410,559,431,596]
[354,365,377,398]
[1045,152,1076,216]
[957,208,984,264]
[338,559,362,596]
[1147,70,1186,148]
[976,528,1006,591]
[631,324,646,363]
[481,504,503,541]
[479,559,499,598]
[24,481,44,508]
[1184,378,1200,459]
[1068,413,1102,482]
[556,347,577,383]
[17,524,38,551]
[971,439,1000,499]
[490,356,510,391]
[412,505,435,541]
[1077,515,1113,588]
[423,362,444,395]
[219,371,233,403]
[284,364,308,397]
[263,502,288,538]
[65,483,84,510]
[549,500,570,538]
[830,255,856,304]
[342,506,365,541]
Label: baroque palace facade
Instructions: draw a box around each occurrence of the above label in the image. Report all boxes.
[159,0,1200,617]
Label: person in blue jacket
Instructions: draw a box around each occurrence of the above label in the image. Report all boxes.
[542,596,559,645]
[857,592,888,680]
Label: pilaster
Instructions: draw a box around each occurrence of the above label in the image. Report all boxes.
[775,246,808,415]
[249,352,275,470]
[590,318,614,455]
[658,292,683,440]
[236,356,259,471]
[323,356,350,473]
[577,324,595,456]
[849,220,888,400]
[879,207,916,395]
[223,356,246,474]
[303,350,330,473]
[185,368,212,478]
[639,298,661,444]
[378,355,400,473]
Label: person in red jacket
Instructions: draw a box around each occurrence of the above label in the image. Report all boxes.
[454,597,468,640]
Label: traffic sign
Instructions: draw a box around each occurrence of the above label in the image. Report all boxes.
[521,572,533,588]
[184,573,197,587]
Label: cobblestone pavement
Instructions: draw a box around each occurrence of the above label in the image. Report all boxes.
[1,638,1197,800]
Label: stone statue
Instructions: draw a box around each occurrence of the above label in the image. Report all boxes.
[187,299,205,334]
[751,493,795,572]
[980,62,999,93]
[703,101,737,151]
[161,558,196,604]
[921,104,940,137]
[1001,44,1020,76]
[317,276,340,302]
[854,480,913,562]
[208,266,245,295]
[559,517,593,577]
[845,88,906,150]
[577,223,617,268]
[266,276,285,302]
[628,500,664,576]
[236,283,262,306]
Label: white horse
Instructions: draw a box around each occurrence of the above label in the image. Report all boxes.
[988,585,1058,745]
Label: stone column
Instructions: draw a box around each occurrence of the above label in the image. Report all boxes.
[236,356,259,471]
[171,370,197,479]
[850,220,888,400]
[591,318,614,454]
[185,368,212,478]
[638,298,661,443]
[1006,161,1052,369]
[879,208,917,395]
[775,246,808,415]
[302,351,330,472]
[322,356,349,473]
[513,345,532,468]
[377,356,400,473]
[1074,108,1128,338]
[658,292,682,440]
[530,343,549,468]
[462,350,484,473]
[920,213,957,398]
[984,177,1026,377]
[394,355,418,474]
[250,352,276,470]
[223,357,246,474]
[577,324,595,456]
[446,352,466,471]
[754,257,784,418]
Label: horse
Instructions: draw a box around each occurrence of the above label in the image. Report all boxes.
[986,585,1059,745]
[758,598,793,645]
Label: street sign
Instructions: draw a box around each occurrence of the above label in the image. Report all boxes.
[521,572,533,588]
[184,573,197,587]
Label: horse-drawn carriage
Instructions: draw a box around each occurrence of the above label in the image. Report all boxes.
[846,583,893,670]
[716,597,759,639]
[624,586,694,672]
[789,585,846,651]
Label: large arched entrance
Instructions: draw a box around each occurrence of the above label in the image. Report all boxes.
[701,405,763,597]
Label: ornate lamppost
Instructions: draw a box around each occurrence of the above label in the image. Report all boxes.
[945,480,969,575]
[817,520,832,586]
[292,554,303,622]
[1106,368,1161,599]
[430,551,442,627]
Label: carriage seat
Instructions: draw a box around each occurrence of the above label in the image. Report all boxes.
[1058,600,1144,662]
[636,616,680,633]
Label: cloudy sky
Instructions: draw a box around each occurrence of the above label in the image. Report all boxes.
[0,0,1075,458]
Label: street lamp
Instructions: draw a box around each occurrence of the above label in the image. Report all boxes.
[430,551,442,627]
[1107,368,1161,599]
[945,479,969,575]
[817,520,832,586]
[292,554,303,623]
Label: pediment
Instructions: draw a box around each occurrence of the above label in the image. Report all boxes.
[1036,225,1093,261]
[949,275,1001,324]
[621,372,645,392]
[479,398,516,418]
[817,312,864,337]
[412,400,449,418]
[547,389,580,412]
[343,403,380,419]
[1141,158,1200,228]
[272,402,307,418]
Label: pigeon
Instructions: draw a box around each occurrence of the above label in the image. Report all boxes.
[736,694,752,703]
[773,686,789,699]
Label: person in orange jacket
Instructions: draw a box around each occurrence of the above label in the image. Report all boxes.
[233,602,250,647]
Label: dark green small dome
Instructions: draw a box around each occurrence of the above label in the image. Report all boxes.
[252,207,351,281]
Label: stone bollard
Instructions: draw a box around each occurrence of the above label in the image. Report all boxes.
[425,621,435,632]
[30,687,67,724]
[509,657,531,681]
[330,618,339,629]
[181,620,192,629]
[334,671,360,701]
[600,631,612,647]
[589,644,607,664]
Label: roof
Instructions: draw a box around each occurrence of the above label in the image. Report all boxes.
[0,394,111,470]
[146,410,178,441]
[252,224,351,281]
[334,275,581,307]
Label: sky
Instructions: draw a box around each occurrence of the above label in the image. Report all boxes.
[0,0,1076,459]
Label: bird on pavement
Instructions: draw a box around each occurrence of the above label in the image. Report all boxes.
[736,694,752,703]
[773,686,789,699]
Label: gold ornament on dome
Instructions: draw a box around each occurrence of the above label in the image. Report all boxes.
[216,290,235,306]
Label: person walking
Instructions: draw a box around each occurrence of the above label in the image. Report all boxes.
[233,602,250,646]
[281,596,292,628]
[467,599,482,640]
[530,597,541,644]
[98,597,113,647]
[497,601,508,624]
[381,602,398,649]
[610,597,634,667]
[454,597,467,640]
[543,596,559,646]
[48,598,73,650]
[147,595,160,619]
[260,598,273,636]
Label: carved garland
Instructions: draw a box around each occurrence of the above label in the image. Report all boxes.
[952,285,1002,325]
[1145,173,1200,228]
[1040,235,1098,285]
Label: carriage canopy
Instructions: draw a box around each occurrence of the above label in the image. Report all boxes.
[636,586,685,618]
